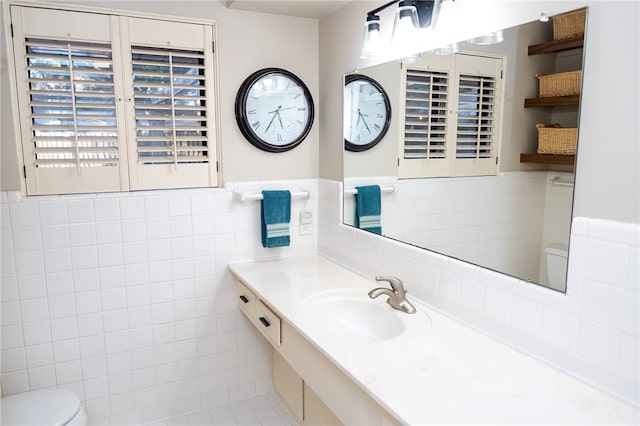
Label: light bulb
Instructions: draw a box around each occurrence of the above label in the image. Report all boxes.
[391,1,421,58]
[361,15,382,59]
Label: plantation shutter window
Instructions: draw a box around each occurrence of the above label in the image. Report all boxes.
[26,39,119,170]
[399,67,452,178]
[398,53,504,179]
[404,70,449,160]
[10,7,128,195]
[452,54,502,177]
[123,17,218,190]
[9,6,219,195]
[456,75,496,159]
[131,47,208,166]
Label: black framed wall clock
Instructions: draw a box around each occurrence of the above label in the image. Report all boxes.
[344,74,391,152]
[235,68,314,153]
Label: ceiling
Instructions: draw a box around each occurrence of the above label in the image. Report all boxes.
[225,0,352,19]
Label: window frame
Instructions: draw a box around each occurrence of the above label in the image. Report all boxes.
[4,1,221,196]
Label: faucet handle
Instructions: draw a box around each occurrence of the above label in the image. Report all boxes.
[375,275,405,292]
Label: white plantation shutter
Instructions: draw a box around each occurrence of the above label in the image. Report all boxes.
[123,18,218,190]
[26,39,119,168]
[131,47,209,164]
[398,54,455,178]
[404,69,449,160]
[398,53,503,178]
[399,67,452,178]
[452,54,502,177]
[11,7,128,195]
[9,7,219,195]
[456,74,496,158]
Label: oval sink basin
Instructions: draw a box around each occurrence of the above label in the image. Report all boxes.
[303,288,406,341]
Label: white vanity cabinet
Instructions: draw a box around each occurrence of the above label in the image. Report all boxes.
[235,278,400,426]
[230,256,638,426]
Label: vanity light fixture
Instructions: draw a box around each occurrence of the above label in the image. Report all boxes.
[360,0,446,60]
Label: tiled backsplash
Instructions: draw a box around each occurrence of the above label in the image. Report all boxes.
[320,179,639,406]
[344,171,574,284]
[0,179,317,424]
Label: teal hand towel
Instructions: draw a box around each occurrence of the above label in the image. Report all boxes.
[261,190,291,248]
[354,185,381,235]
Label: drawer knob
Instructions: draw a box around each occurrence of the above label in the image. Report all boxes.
[259,317,271,327]
[239,295,249,304]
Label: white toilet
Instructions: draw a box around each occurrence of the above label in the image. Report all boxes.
[545,243,569,290]
[1,389,87,426]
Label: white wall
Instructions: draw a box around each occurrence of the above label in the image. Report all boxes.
[0,0,320,191]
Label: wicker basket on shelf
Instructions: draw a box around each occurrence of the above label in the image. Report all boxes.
[535,70,582,97]
[536,124,577,155]
[552,9,586,40]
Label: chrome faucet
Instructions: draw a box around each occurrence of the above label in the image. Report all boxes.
[368,276,416,314]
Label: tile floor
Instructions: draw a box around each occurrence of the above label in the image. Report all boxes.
[151,393,299,426]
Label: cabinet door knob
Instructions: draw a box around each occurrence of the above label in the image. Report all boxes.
[239,295,249,304]
[259,317,271,327]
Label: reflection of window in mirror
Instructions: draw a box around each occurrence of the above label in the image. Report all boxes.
[399,52,505,179]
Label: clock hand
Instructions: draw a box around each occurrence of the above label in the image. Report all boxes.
[265,107,280,133]
[276,110,284,129]
[267,105,284,114]
[359,111,372,134]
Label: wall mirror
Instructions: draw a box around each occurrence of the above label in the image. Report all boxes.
[343,10,587,293]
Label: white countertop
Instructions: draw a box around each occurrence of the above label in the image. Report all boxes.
[228,255,639,425]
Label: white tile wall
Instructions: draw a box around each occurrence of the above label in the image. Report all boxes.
[0,180,317,424]
[344,171,569,283]
[319,178,640,407]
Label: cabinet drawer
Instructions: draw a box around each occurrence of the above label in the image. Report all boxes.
[237,281,257,319]
[256,300,281,346]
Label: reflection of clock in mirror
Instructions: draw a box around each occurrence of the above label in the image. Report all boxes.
[344,74,391,152]
[235,68,314,153]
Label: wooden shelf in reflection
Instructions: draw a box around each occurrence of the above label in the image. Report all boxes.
[524,95,580,108]
[528,35,584,55]
[520,153,575,165]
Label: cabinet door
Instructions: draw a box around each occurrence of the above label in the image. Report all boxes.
[273,350,303,423]
[303,382,342,426]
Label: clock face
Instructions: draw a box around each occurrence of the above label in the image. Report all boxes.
[235,68,314,152]
[344,74,391,152]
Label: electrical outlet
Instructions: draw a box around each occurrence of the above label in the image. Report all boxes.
[300,223,312,236]
[299,210,313,236]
